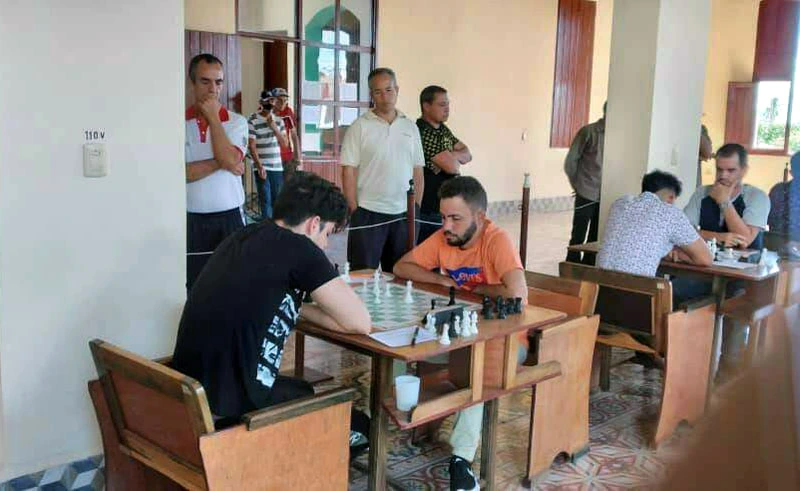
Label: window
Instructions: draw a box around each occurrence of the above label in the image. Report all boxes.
[550,0,596,148]
[237,0,377,182]
[726,0,800,155]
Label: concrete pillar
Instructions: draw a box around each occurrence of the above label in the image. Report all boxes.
[600,0,711,228]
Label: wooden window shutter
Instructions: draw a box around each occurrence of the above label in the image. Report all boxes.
[550,0,597,148]
[753,0,800,81]
[724,82,756,150]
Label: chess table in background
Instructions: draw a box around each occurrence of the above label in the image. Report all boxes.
[352,281,478,331]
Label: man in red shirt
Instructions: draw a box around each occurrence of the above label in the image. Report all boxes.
[271,88,301,179]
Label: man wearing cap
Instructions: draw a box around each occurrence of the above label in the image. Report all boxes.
[272,88,301,179]
[340,67,425,272]
[185,53,249,291]
[248,90,288,220]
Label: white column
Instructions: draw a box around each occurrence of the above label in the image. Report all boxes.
[600,0,711,228]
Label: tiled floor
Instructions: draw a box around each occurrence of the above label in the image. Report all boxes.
[4,210,691,490]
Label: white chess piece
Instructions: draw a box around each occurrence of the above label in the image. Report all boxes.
[373,279,381,297]
[343,261,351,281]
[453,316,462,336]
[385,281,392,297]
[470,311,479,336]
[439,323,451,345]
[404,280,413,303]
[425,314,436,333]
[373,269,381,284]
[374,290,382,304]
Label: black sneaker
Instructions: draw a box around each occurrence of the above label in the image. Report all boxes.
[449,455,479,491]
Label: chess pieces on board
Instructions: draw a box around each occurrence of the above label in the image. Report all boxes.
[481,296,524,320]
[439,323,451,345]
[425,313,436,334]
[448,286,456,306]
[405,280,414,303]
[342,261,351,281]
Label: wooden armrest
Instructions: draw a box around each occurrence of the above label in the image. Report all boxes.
[243,387,356,431]
[597,332,656,354]
[721,297,777,323]
[678,294,717,312]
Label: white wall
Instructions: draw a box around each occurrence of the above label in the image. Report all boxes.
[602,0,710,226]
[0,0,186,481]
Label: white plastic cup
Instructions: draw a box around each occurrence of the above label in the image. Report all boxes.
[394,375,421,411]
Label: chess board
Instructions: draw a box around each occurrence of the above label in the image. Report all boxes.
[353,281,477,331]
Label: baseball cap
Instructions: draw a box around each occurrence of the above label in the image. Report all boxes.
[272,88,289,98]
[259,90,272,102]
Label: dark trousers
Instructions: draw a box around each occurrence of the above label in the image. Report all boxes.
[186,208,244,292]
[347,207,412,272]
[255,170,284,220]
[417,211,442,245]
[566,194,600,265]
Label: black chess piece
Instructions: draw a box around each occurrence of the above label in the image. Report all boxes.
[497,301,507,319]
[448,312,458,338]
[448,286,456,306]
[514,297,523,314]
[482,296,494,320]
[431,299,437,311]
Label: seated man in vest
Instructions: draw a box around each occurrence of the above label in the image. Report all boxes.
[393,176,527,491]
[768,151,800,257]
[598,170,712,278]
[683,143,770,250]
[172,172,372,453]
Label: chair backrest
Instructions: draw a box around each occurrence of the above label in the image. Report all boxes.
[525,270,598,316]
[558,262,673,352]
[90,339,214,490]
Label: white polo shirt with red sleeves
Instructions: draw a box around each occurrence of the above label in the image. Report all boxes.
[185,106,249,213]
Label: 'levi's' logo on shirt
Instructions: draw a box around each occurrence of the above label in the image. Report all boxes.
[446,267,486,290]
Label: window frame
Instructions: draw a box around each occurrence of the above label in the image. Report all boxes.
[235,0,378,164]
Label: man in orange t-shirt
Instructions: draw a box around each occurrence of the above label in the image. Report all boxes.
[393,176,527,491]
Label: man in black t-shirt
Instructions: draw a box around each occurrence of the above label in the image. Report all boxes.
[416,85,472,244]
[173,172,371,423]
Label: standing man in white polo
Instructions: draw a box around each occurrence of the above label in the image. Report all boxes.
[185,53,249,291]
[340,67,425,272]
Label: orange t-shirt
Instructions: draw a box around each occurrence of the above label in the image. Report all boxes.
[411,219,527,376]
[411,219,523,291]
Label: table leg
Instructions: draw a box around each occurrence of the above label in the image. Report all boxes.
[294,331,305,378]
[479,398,499,490]
[368,354,392,491]
[706,276,728,403]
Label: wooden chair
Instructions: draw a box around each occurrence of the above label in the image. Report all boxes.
[559,262,716,446]
[522,271,600,481]
[721,261,800,369]
[88,339,355,490]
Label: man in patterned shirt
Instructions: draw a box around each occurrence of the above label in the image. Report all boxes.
[416,85,472,243]
[598,170,712,278]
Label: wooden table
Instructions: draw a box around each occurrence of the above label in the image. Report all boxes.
[295,281,569,490]
[566,241,782,397]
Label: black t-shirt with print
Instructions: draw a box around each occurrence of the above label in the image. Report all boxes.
[417,118,460,215]
[172,220,338,418]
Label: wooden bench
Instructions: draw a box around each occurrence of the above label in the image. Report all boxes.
[559,262,716,446]
[523,271,599,482]
[88,339,356,490]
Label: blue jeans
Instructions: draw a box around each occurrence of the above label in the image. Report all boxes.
[255,170,284,220]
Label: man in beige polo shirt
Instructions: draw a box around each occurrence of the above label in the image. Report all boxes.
[341,67,425,272]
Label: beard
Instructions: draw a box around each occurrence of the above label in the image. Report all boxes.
[444,221,478,247]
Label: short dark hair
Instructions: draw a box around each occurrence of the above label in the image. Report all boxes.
[188,53,223,83]
[272,172,349,231]
[438,176,488,211]
[716,143,748,168]
[368,67,397,88]
[641,170,682,196]
[420,85,447,112]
